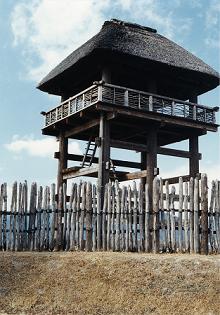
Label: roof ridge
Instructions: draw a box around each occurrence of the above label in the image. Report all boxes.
[104,19,157,33]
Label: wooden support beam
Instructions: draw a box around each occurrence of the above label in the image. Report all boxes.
[64,112,116,138]
[57,132,68,191]
[98,113,110,203]
[96,103,218,132]
[54,152,140,169]
[118,170,148,181]
[189,136,200,178]
[158,147,202,159]
[63,166,98,180]
[110,139,148,152]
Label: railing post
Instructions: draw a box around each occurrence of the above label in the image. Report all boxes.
[193,105,197,120]
[98,85,102,102]
[124,90,129,107]
[149,95,153,111]
[171,101,175,116]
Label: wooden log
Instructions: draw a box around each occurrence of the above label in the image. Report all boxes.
[145,183,150,252]
[70,183,77,251]
[184,182,189,252]
[189,177,194,253]
[57,132,68,193]
[194,177,200,253]
[138,183,144,252]
[62,183,67,250]
[3,183,7,251]
[102,184,108,251]
[209,181,216,253]
[152,177,160,253]
[75,181,82,250]
[200,174,208,255]
[165,181,171,252]
[66,183,73,251]
[170,186,176,252]
[96,183,102,251]
[55,185,63,251]
[92,185,97,251]
[178,177,183,252]
[11,182,17,251]
[106,183,112,251]
[50,184,56,251]
[128,185,133,251]
[115,181,120,251]
[28,183,37,251]
[0,185,3,250]
[8,182,16,250]
[85,182,93,251]
[159,178,166,252]
[125,186,129,252]
[214,180,220,253]
[133,181,138,252]
[120,186,125,251]
[23,181,28,250]
[41,187,47,250]
[79,182,86,250]
[17,183,22,251]
[111,184,115,251]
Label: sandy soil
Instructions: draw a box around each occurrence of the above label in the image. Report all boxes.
[0,252,219,315]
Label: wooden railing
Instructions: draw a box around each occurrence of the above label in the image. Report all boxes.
[43,83,218,127]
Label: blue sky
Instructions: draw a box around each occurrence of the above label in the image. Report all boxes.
[0,0,219,186]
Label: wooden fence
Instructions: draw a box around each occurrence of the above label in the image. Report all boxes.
[0,175,219,254]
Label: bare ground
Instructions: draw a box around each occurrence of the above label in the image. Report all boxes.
[0,252,219,315]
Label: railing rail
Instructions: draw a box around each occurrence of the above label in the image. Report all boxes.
[43,83,218,127]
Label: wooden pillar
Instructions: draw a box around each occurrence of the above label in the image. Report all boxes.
[98,113,110,204]
[57,132,68,191]
[189,136,199,178]
[146,130,158,206]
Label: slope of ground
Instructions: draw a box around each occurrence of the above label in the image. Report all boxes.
[0,252,219,315]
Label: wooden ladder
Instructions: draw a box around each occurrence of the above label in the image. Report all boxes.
[81,138,97,167]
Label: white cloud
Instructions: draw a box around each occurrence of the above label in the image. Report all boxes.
[10,0,192,82]
[205,0,220,48]
[5,135,81,158]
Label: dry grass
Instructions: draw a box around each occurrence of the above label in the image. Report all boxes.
[0,252,219,315]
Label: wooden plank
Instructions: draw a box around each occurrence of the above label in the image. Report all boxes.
[63,166,99,180]
[106,183,112,251]
[159,178,166,252]
[36,186,43,251]
[214,180,220,253]
[54,152,141,169]
[28,183,37,251]
[92,185,97,251]
[102,185,108,251]
[209,181,216,253]
[110,139,148,152]
[120,186,125,251]
[128,185,133,251]
[118,170,148,181]
[200,174,208,255]
[138,183,144,252]
[96,183,102,251]
[70,183,77,251]
[165,181,171,252]
[64,118,100,138]
[162,174,201,185]
[62,183,67,250]
[85,182,93,251]
[125,186,129,252]
[11,182,18,251]
[111,184,115,251]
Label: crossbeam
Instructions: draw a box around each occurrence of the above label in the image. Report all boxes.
[54,152,141,169]
[63,166,98,180]
[162,173,201,185]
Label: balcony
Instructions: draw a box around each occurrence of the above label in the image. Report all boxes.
[43,82,219,128]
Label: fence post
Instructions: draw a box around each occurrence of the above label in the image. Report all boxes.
[194,177,200,253]
[145,183,150,252]
[152,177,160,253]
[85,182,93,251]
[200,174,208,255]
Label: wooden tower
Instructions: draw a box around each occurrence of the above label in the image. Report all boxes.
[38,19,219,205]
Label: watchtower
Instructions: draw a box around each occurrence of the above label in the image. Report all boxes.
[38,19,219,205]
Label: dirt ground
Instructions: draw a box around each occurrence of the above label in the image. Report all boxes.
[0,251,219,315]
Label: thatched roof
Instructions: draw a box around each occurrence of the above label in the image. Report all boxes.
[37,19,219,95]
